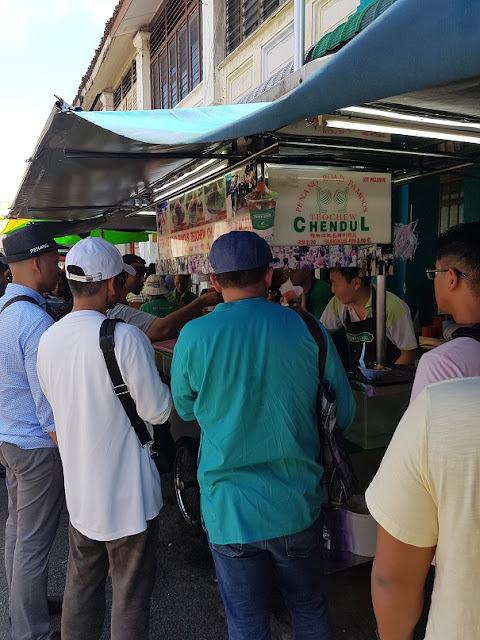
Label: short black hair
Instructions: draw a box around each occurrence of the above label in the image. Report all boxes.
[0,262,9,274]
[435,222,480,295]
[330,267,371,287]
[122,254,146,266]
[67,265,107,297]
[216,266,268,288]
[68,279,105,297]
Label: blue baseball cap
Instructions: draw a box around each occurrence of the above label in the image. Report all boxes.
[209,231,272,274]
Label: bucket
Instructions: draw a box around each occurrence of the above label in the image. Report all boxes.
[343,496,377,557]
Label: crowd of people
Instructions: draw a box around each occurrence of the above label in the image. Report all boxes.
[0,221,479,640]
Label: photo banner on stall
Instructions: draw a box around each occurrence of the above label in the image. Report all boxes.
[156,164,393,273]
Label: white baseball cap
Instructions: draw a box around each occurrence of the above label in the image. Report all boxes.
[65,237,135,282]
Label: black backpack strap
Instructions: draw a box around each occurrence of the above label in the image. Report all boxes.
[99,318,153,447]
[451,323,480,342]
[0,295,41,313]
[291,307,327,377]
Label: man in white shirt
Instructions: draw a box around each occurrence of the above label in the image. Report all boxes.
[366,377,480,640]
[37,238,172,640]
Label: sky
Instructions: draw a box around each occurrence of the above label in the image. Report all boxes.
[0,0,118,207]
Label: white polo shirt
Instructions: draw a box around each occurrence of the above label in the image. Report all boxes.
[38,310,172,541]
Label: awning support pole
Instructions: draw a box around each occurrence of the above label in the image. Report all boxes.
[376,274,387,365]
[293,0,305,72]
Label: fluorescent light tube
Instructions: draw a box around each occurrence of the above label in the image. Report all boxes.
[324,116,480,144]
[153,161,230,202]
[341,106,480,130]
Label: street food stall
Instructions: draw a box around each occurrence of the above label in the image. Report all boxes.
[6,0,480,543]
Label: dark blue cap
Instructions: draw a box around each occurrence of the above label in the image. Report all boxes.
[209,231,273,274]
[0,223,64,264]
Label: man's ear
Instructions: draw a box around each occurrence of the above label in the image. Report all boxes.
[265,268,273,288]
[210,274,222,293]
[448,268,461,290]
[32,257,42,274]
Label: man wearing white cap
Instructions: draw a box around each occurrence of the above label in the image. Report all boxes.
[140,274,178,318]
[37,237,172,640]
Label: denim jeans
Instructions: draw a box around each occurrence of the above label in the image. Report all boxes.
[209,515,332,640]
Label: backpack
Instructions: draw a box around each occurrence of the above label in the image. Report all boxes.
[292,307,358,509]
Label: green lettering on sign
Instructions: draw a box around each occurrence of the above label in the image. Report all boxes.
[347,332,374,343]
[360,217,370,231]
[294,216,306,233]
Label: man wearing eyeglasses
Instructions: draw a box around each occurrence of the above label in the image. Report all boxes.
[410,221,480,401]
[107,253,219,340]
[368,222,480,640]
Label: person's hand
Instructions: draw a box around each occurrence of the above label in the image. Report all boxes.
[198,291,222,307]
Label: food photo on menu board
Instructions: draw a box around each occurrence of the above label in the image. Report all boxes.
[204,179,227,221]
[156,201,169,236]
[170,195,187,231]
[226,163,257,217]
[185,188,206,228]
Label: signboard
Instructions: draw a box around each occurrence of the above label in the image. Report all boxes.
[267,165,392,246]
[156,164,392,267]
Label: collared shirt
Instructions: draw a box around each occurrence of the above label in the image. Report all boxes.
[0,283,56,449]
[171,289,197,305]
[297,277,333,319]
[171,297,355,545]
[320,288,417,351]
[140,296,178,318]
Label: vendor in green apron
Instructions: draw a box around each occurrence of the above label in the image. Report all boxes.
[320,267,417,368]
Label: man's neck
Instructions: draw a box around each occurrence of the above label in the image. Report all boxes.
[11,277,43,295]
[221,288,266,303]
[72,298,107,315]
[351,285,371,312]
[452,297,480,325]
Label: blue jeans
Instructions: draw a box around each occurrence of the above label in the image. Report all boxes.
[209,515,332,640]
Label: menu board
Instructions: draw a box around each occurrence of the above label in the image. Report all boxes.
[157,164,392,263]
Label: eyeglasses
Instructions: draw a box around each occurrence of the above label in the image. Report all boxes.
[115,271,128,287]
[133,266,146,276]
[426,268,468,280]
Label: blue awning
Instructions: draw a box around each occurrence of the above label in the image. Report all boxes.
[9,0,480,230]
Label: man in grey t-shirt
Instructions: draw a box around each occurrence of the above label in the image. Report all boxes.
[108,254,218,340]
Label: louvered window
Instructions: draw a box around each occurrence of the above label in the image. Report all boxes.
[150,0,202,109]
[226,0,281,54]
[113,62,137,111]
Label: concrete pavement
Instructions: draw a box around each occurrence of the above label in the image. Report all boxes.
[0,473,378,639]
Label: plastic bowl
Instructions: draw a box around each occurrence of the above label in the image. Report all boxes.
[359,366,392,380]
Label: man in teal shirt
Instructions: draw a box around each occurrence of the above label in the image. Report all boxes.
[171,231,354,640]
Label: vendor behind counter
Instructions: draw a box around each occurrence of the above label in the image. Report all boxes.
[320,267,417,368]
